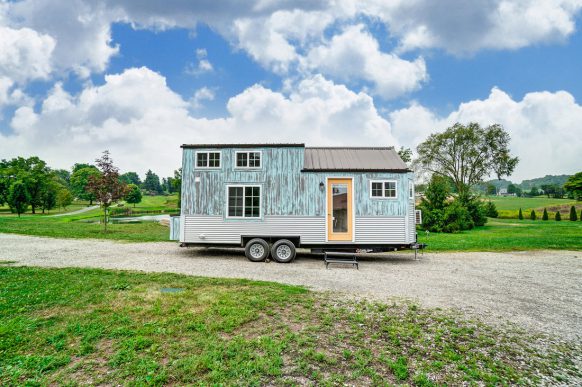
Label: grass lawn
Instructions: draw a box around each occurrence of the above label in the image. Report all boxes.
[484,196,580,218]
[418,218,582,251]
[0,201,92,216]
[0,195,178,242]
[0,215,169,242]
[1,266,579,385]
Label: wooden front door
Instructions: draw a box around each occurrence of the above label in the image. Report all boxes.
[327,178,353,241]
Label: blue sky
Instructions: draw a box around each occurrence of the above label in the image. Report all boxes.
[1,0,581,181]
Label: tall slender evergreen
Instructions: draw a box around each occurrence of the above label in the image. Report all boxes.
[569,206,578,221]
[555,211,561,221]
[518,208,523,220]
[530,210,536,220]
[542,208,549,221]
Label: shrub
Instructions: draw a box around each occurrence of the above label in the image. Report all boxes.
[442,201,474,233]
[485,201,498,218]
[461,194,487,226]
[530,210,536,220]
[555,211,561,221]
[570,206,578,221]
[518,208,523,220]
[542,208,549,221]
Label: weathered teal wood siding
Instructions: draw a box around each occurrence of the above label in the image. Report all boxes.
[181,147,412,217]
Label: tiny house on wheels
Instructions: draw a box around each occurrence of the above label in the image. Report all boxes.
[170,144,422,263]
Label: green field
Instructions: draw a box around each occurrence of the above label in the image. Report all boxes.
[0,195,178,242]
[1,266,579,385]
[484,196,580,218]
[0,201,92,216]
[418,218,582,251]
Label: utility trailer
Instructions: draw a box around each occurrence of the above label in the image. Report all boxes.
[170,143,422,262]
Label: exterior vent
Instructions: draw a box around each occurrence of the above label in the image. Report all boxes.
[415,210,422,225]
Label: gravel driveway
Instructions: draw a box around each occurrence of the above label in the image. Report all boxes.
[1,233,580,342]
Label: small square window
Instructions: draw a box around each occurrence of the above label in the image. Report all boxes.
[370,180,397,199]
[235,151,261,168]
[196,151,220,168]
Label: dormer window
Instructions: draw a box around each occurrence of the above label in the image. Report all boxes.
[235,151,261,168]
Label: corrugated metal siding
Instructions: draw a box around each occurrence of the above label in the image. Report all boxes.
[183,215,410,245]
[355,217,407,244]
[183,215,326,244]
[408,202,416,243]
[304,147,408,171]
[169,216,180,241]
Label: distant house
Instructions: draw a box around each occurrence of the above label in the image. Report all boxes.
[497,188,516,197]
[170,143,422,262]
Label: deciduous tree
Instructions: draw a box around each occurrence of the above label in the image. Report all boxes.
[124,184,142,208]
[416,122,518,197]
[87,151,128,231]
[56,188,73,210]
[120,172,142,186]
[70,166,100,205]
[8,181,30,217]
[564,172,582,200]
[397,147,413,163]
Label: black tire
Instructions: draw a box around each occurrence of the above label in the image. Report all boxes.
[245,238,270,262]
[271,239,296,263]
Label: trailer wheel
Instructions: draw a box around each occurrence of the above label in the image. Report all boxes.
[271,239,296,263]
[245,238,270,262]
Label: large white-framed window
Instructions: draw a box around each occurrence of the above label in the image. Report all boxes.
[226,185,261,218]
[370,180,398,199]
[235,151,262,169]
[195,151,221,169]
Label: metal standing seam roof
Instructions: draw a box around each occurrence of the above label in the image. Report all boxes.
[303,147,410,172]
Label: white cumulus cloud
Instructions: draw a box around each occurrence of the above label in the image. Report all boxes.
[303,24,427,99]
[0,68,396,177]
[0,26,55,82]
[389,88,582,182]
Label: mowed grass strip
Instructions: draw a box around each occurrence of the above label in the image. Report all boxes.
[0,267,579,385]
[418,218,582,251]
[0,215,169,242]
[0,195,179,242]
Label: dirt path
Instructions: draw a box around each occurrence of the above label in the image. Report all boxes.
[1,233,580,342]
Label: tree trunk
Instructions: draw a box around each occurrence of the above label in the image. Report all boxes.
[31,205,35,214]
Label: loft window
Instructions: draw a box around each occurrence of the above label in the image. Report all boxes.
[196,151,221,168]
[227,185,261,218]
[370,180,397,199]
[235,151,261,168]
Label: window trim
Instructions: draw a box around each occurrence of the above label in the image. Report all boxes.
[225,184,262,219]
[369,180,398,199]
[195,151,221,169]
[409,180,414,199]
[234,150,263,169]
